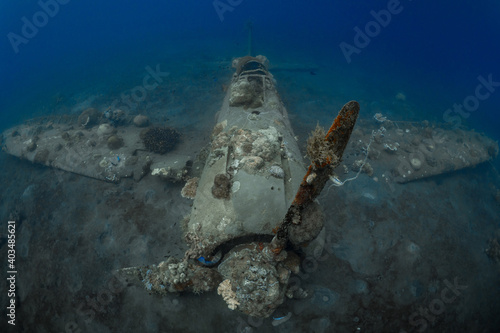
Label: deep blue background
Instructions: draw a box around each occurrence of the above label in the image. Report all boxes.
[1,0,499,139]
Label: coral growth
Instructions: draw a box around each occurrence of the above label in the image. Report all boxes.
[217,244,289,317]
[229,78,264,109]
[210,125,280,173]
[269,165,285,179]
[183,223,217,260]
[212,120,227,138]
[184,229,205,260]
[217,279,240,310]
[228,56,270,109]
[230,127,279,161]
[158,258,190,286]
[142,127,180,154]
[107,135,124,150]
[410,157,422,170]
[78,108,100,128]
[212,174,231,199]
[306,125,338,167]
[97,124,115,136]
[128,256,222,295]
[240,156,264,172]
[133,114,150,127]
[104,108,126,125]
[181,177,199,199]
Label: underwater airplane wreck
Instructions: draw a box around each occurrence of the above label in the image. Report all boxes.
[2,55,498,319]
[119,56,360,317]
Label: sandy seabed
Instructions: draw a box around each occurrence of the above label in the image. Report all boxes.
[1,59,499,333]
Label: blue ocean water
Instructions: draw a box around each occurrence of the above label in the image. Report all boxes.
[1,1,500,332]
[2,1,499,136]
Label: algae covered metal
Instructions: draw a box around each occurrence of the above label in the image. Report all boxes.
[1,115,191,183]
[120,56,360,318]
[186,55,308,258]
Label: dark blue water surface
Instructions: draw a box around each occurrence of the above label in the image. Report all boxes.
[2,0,499,136]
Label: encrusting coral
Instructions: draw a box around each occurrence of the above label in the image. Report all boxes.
[123,256,222,295]
[212,174,231,199]
[217,279,240,310]
[229,78,263,109]
[181,177,199,199]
